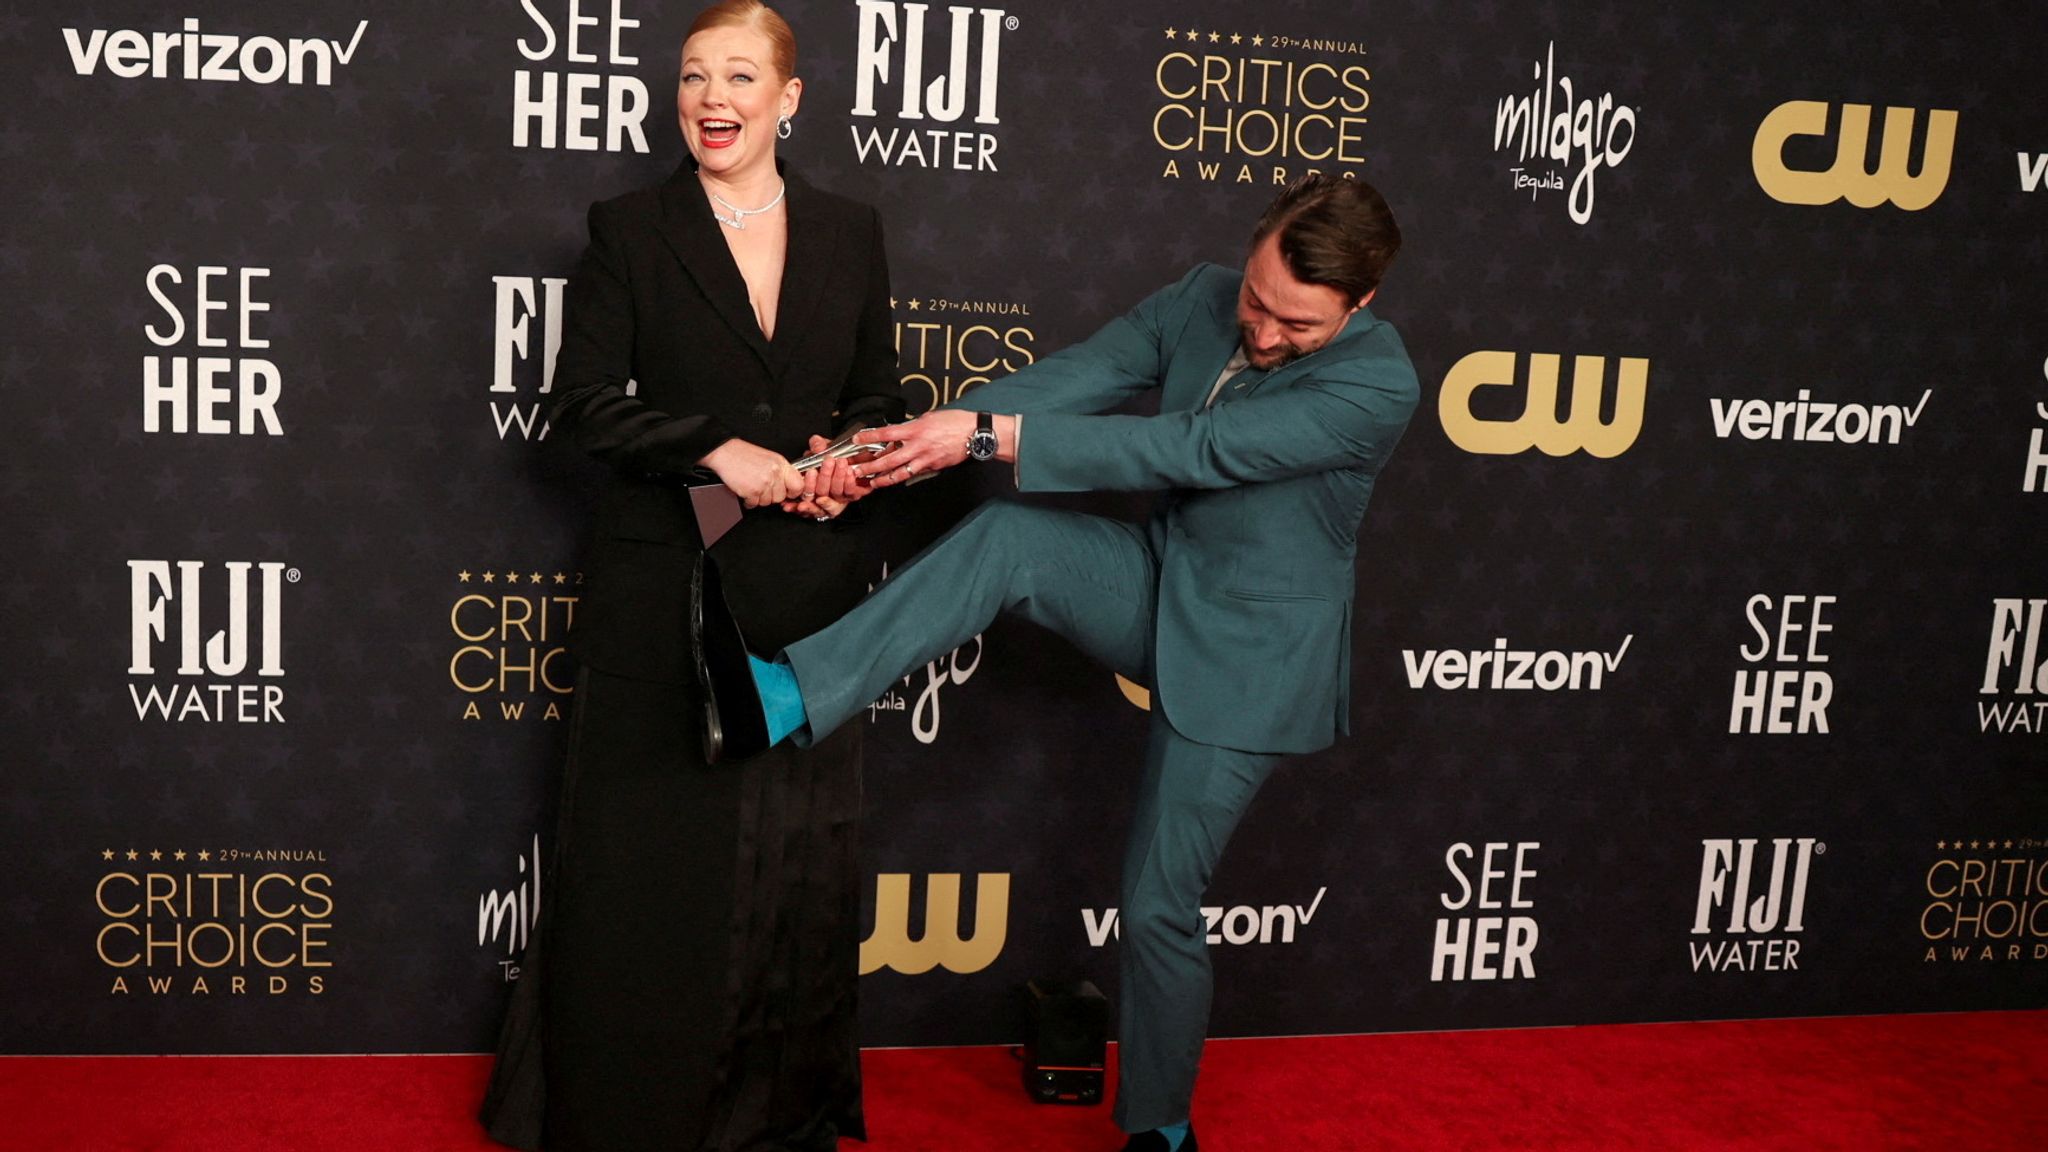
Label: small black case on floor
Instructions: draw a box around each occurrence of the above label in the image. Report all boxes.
[1021,978,1108,1104]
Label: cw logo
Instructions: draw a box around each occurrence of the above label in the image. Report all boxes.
[1752,101,1957,211]
[1439,351,1649,458]
[859,873,1010,975]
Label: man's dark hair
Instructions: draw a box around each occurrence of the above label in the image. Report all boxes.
[1249,174,1401,303]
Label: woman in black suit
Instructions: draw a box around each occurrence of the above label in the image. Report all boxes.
[482,3,902,1149]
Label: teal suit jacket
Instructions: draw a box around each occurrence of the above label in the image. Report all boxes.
[949,263,1419,754]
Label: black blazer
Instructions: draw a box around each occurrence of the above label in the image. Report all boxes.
[550,163,905,681]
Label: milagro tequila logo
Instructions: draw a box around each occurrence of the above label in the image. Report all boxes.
[478,834,543,982]
[1493,42,1637,224]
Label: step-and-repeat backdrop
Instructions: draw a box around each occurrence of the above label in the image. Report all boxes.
[3,1,2043,1056]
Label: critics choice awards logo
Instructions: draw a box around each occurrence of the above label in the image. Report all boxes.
[894,293,1036,414]
[450,569,579,721]
[95,845,334,996]
[143,265,287,437]
[851,2,1014,172]
[1921,838,2048,963]
[1150,23,1371,185]
[512,1,651,152]
[128,560,293,724]
[1431,841,1540,983]
[1491,42,1638,225]
[1690,838,1820,973]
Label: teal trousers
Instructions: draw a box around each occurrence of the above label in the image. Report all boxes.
[784,501,1280,1132]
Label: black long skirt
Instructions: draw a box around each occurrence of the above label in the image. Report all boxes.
[482,668,865,1151]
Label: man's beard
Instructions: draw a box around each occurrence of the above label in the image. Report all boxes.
[1239,323,1319,370]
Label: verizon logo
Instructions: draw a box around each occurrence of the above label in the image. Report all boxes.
[63,18,369,86]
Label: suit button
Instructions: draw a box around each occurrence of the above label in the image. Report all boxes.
[752,401,774,422]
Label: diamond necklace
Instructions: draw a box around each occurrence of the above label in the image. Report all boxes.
[708,181,785,230]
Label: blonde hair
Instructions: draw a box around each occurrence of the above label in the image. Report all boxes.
[685,0,797,80]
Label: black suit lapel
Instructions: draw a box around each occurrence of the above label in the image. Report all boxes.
[653,163,774,372]
[768,172,841,382]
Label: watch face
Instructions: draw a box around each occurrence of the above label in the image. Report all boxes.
[969,429,998,461]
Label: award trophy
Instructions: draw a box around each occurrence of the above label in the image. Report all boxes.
[686,429,891,547]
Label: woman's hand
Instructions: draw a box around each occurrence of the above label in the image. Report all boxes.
[781,435,869,520]
[699,438,806,508]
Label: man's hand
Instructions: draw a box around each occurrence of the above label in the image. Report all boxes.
[849,410,980,489]
[699,438,805,508]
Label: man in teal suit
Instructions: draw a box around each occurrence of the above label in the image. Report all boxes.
[741,174,1417,1152]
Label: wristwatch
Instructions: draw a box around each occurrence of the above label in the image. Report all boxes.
[967,411,999,462]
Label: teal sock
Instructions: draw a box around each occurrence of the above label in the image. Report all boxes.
[1156,1123,1189,1151]
[748,654,806,746]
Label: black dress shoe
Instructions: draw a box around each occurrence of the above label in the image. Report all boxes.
[1119,1127,1197,1152]
[692,552,770,765]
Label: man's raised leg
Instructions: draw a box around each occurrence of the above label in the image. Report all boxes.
[782,501,1157,745]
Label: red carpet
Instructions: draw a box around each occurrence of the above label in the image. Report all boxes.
[4,1011,2043,1151]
